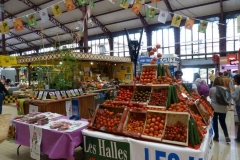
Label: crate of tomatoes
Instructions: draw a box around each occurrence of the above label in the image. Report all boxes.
[122,109,147,138]
[162,112,190,146]
[140,64,158,84]
[148,85,169,109]
[195,99,211,125]
[141,110,167,142]
[113,84,134,102]
[199,96,214,116]
[131,85,151,104]
[90,104,128,133]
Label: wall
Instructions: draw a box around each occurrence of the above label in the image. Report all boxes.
[115,63,133,82]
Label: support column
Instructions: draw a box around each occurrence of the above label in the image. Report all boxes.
[219,14,226,52]
[82,4,88,53]
[174,28,180,55]
[27,63,31,86]
[78,40,84,52]
[0,0,6,54]
[109,36,113,56]
[146,28,152,52]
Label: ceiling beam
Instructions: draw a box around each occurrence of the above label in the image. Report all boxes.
[0,41,21,52]
[7,32,37,48]
[163,0,173,17]
[19,0,77,37]
[4,11,56,44]
[220,0,224,23]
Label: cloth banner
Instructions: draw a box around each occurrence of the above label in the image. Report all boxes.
[64,0,76,12]
[119,0,129,9]
[29,105,38,114]
[66,100,72,117]
[26,13,37,26]
[109,0,116,4]
[77,0,88,5]
[0,21,10,34]
[6,124,16,142]
[13,18,24,31]
[131,3,142,14]
[185,18,195,30]
[0,114,11,144]
[158,10,168,24]
[146,6,156,18]
[52,4,62,17]
[16,99,25,115]
[39,8,49,23]
[126,0,134,5]
[29,125,42,160]
[171,14,182,27]
[198,20,208,33]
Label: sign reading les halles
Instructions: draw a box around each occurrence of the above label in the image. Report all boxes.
[230,59,239,65]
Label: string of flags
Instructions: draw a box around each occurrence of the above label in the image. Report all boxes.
[0,0,240,36]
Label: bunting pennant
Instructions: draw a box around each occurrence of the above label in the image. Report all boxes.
[52,4,62,17]
[119,0,129,9]
[126,0,134,5]
[87,5,91,18]
[171,14,182,27]
[26,14,37,26]
[0,21,10,34]
[135,0,145,4]
[131,3,142,14]
[198,20,208,33]
[185,18,194,30]
[237,15,240,33]
[109,0,116,4]
[39,8,49,23]
[146,6,156,18]
[77,0,88,5]
[158,10,168,24]
[64,0,76,12]
[151,0,160,2]
[13,18,24,31]
[90,0,95,9]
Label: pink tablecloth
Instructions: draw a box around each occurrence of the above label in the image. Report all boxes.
[14,118,87,160]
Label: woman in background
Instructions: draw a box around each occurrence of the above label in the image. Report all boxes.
[209,77,230,142]
[0,81,9,114]
[231,74,240,142]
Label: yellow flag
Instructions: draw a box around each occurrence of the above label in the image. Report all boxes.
[0,21,10,34]
[13,18,24,31]
[171,14,182,27]
[52,4,62,17]
[64,0,76,12]
[135,0,145,4]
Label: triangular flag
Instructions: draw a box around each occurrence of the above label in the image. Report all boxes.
[0,21,10,34]
[52,4,62,17]
[90,0,95,9]
[185,18,194,30]
[126,0,134,5]
[13,18,24,31]
[109,0,116,4]
[171,14,182,27]
[146,6,156,18]
[151,0,160,2]
[158,10,168,24]
[131,3,142,14]
[77,0,88,5]
[26,14,37,26]
[135,0,145,4]
[198,20,208,33]
[39,8,49,23]
[64,0,76,12]
[119,0,129,9]
[237,15,240,33]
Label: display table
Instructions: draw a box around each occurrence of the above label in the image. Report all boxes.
[22,93,98,118]
[13,117,88,160]
[82,124,214,160]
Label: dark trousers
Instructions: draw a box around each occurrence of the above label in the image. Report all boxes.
[236,106,240,141]
[210,81,213,88]
[0,93,4,114]
[213,112,229,139]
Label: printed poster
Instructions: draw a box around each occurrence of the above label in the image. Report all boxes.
[55,91,62,99]
[34,91,38,97]
[171,14,182,27]
[37,91,43,99]
[70,90,76,96]
[13,18,24,31]
[109,0,116,4]
[198,20,208,33]
[29,126,42,160]
[26,14,37,26]
[158,10,168,24]
[237,15,240,33]
[52,4,62,17]
[49,92,56,99]
[39,8,49,23]
[78,88,84,95]
[65,100,72,117]
[42,92,48,100]
[29,105,38,114]
[0,21,10,34]
[185,17,194,30]
[126,0,134,5]
[131,3,143,14]
[66,90,72,97]
[74,89,80,96]
[135,0,145,4]
[119,0,129,9]
[64,0,76,12]
[77,0,88,5]
[146,7,156,18]
[60,91,67,98]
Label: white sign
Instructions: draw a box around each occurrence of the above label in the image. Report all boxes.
[42,92,48,100]
[65,101,72,117]
[55,91,62,99]
[29,105,38,114]
[39,8,49,23]
[37,91,43,99]
[29,125,42,160]
[158,10,168,24]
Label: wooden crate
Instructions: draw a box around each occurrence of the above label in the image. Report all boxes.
[113,84,135,102]
[140,64,158,84]
[188,103,208,126]
[141,110,167,142]
[195,100,210,125]
[90,104,128,133]
[148,85,169,109]
[131,85,151,104]
[122,109,147,138]
[162,112,190,146]
[199,96,214,116]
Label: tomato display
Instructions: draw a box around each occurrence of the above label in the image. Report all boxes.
[190,92,201,100]
[114,87,133,101]
[93,108,123,132]
[128,103,147,110]
[162,121,187,142]
[124,112,146,133]
[177,91,188,103]
[199,98,213,116]
[140,67,157,83]
[148,88,168,106]
[132,87,151,103]
[168,102,188,112]
[142,113,166,138]
[152,76,172,85]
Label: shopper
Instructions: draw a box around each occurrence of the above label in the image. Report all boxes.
[192,73,209,97]
[209,70,215,88]
[231,74,240,142]
[227,69,233,78]
[209,77,230,142]
[174,70,183,80]
[218,72,224,78]
[0,81,9,114]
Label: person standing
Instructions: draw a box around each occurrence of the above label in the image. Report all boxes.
[209,77,230,142]
[227,69,233,78]
[174,70,183,80]
[0,81,9,114]
[231,74,240,142]
[209,70,215,88]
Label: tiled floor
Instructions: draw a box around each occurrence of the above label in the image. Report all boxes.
[0,103,240,160]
